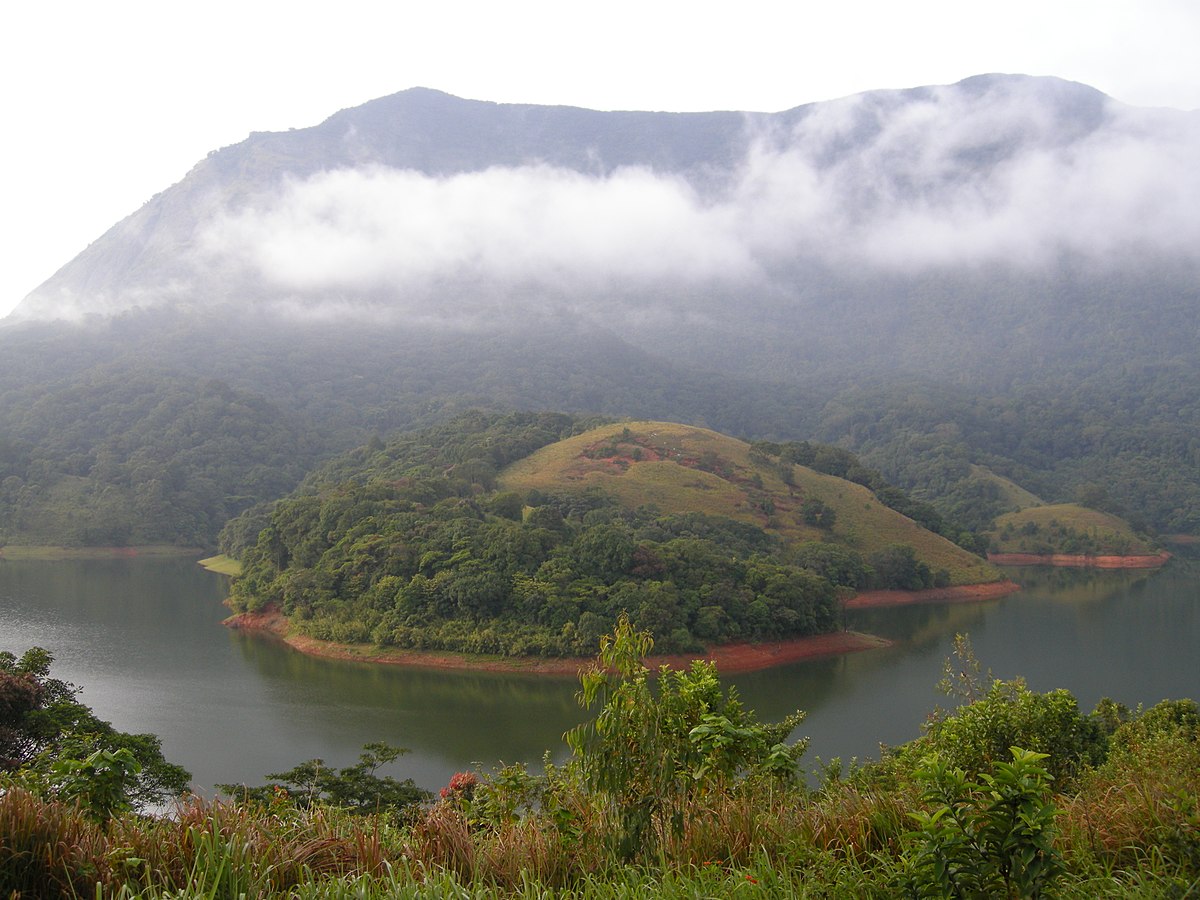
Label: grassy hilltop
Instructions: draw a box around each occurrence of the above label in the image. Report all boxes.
[987,503,1159,557]
[500,420,997,586]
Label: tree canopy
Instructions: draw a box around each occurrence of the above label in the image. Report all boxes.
[1,648,190,818]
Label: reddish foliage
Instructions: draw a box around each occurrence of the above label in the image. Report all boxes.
[439,770,478,800]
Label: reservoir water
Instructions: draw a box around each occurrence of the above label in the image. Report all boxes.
[1,554,1196,795]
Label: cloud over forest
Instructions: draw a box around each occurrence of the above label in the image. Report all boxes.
[199,84,1200,313]
[18,79,1199,324]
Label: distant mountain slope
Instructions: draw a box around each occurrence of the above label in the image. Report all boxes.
[14,77,1198,366]
[12,76,1197,398]
[11,88,759,322]
[2,76,1198,545]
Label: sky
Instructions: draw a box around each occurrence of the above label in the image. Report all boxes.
[3,0,1199,320]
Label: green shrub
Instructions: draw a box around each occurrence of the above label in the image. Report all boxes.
[1108,698,1200,755]
[899,747,1064,899]
[218,741,430,819]
[565,614,806,860]
[923,679,1107,786]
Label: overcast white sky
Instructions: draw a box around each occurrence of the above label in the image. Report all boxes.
[2,0,1198,320]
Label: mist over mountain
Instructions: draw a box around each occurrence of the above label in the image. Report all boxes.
[3,75,1199,545]
[14,81,1195,284]
[14,76,1199,380]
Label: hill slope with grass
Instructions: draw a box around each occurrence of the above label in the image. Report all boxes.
[499,421,997,586]
[226,413,999,661]
[986,503,1162,561]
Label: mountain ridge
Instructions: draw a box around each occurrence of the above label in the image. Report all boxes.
[9,73,1160,325]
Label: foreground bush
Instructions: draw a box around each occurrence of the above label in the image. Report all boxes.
[2,629,1198,897]
[1,647,190,817]
[565,614,805,860]
[1,752,1195,899]
[898,748,1064,898]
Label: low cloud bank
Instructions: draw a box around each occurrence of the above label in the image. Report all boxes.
[205,165,757,296]
[202,87,1200,310]
[17,81,1198,326]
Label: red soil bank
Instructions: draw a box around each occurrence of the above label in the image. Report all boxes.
[843,580,1021,610]
[986,552,1171,569]
[226,605,889,675]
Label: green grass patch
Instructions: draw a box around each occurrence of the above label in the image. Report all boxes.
[198,554,243,576]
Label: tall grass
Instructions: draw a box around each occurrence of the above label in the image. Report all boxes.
[1059,725,1200,881]
[0,787,104,897]
[3,731,1197,898]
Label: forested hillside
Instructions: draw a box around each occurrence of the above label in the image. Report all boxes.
[0,316,824,547]
[816,375,1200,535]
[0,369,317,546]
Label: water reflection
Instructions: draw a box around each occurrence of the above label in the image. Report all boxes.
[230,629,583,773]
[1010,565,1159,603]
[737,563,1199,768]
[847,596,995,647]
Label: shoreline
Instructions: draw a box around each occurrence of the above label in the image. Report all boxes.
[986,551,1171,569]
[224,605,892,675]
[843,580,1021,609]
[0,544,207,561]
[225,579,1024,675]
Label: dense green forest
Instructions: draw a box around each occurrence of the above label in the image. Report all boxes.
[1,308,1191,555]
[225,412,994,657]
[818,374,1200,536]
[4,629,1198,897]
[0,370,323,547]
[0,315,835,549]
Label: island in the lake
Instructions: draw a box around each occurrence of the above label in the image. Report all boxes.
[221,413,1027,672]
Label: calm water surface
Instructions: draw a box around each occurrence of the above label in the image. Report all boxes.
[1,555,1196,794]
